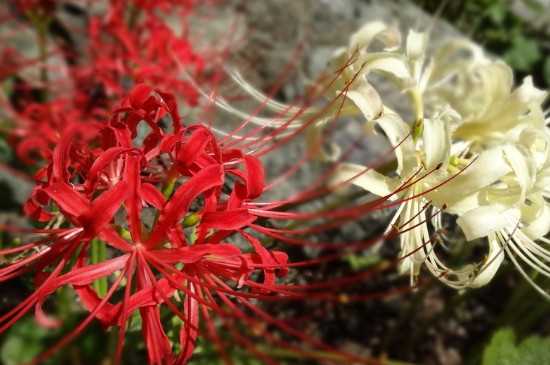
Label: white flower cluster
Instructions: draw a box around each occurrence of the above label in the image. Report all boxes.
[328,22,550,295]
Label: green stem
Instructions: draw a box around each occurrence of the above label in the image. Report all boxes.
[91,238,108,297]
[163,176,177,199]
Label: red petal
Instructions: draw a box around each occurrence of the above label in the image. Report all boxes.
[35,300,62,329]
[43,183,90,218]
[147,164,224,247]
[141,306,173,365]
[151,244,241,264]
[141,183,165,209]
[179,282,199,363]
[177,127,211,167]
[243,155,264,199]
[201,209,256,230]
[124,155,142,241]
[241,232,280,291]
[83,181,129,234]
[85,147,131,190]
[74,285,115,325]
[129,84,153,109]
[99,228,133,252]
[52,125,79,182]
[58,255,129,286]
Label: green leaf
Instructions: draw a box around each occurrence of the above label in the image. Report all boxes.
[504,35,541,72]
[482,328,520,365]
[482,327,550,365]
[516,336,550,365]
[345,253,381,271]
[486,3,506,24]
[0,317,49,365]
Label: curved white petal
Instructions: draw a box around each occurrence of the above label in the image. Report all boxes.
[515,76,547,106]
[430,147,511,209]
[369,109,416,176]
[469,232,505,287]
[349,21,401,53]
[329,162,396,197]
[457,205,520,241]
[422,117,450,170]
[364,54,412,84]
[502,144,533,204]
[342,82,384,121]
[522,198,550,240]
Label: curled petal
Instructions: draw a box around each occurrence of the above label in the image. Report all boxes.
[129,84,154,109]
[329,162,395,197]
[457,205,520,241]
[148,164,224,247]
[342,82,383,121]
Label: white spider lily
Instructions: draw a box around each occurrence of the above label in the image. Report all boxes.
[447,128,550,297]
[330,23,550,296]
[330,108,503,288]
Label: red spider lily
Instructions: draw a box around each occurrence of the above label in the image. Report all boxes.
[7,100,102,165]
[0,85,291,365]
[76,0,205,107]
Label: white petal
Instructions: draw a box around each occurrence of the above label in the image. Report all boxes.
[457,205,520,241]
[365,54,412,83]
[329,163,395,197]
[522,198,550,240]
[469,232,505,287]
[342,83,383,121]
[369,110,416,175]
[430,147,511,209]
[442,192,481,215]
[502,144,533,203]
[406,30,427,60]
[349,21,401,53]
[422,117,450,170]
[519,127,550,170]
[515,76,547,106]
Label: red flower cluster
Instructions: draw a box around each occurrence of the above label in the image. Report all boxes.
[79,0,204,106]
[1,0,207,165]
[2,85,291,364]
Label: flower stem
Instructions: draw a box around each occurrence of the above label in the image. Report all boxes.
[91,238,108,297]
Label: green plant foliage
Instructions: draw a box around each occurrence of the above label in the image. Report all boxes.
[504,33,541,72]
[345,252,381,271]
[416,0,549,88]
[0,317,49,365]
[482,328,550,365]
